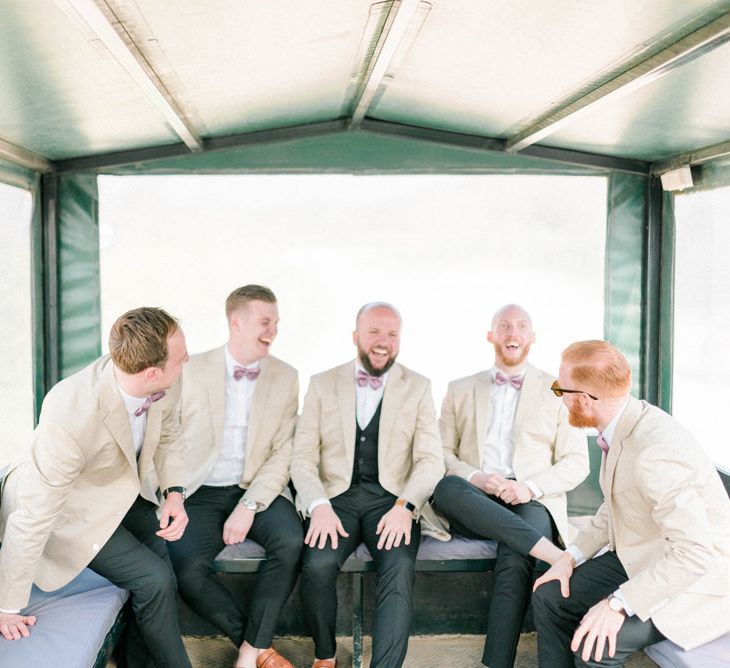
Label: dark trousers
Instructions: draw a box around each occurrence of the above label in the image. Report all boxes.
[89,495,191,668]
[300,485,421,668]
[432,475,554,668]
[167,486,303,648]
[532,551,664,667]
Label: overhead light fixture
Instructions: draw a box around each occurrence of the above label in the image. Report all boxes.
[660,165,694,192]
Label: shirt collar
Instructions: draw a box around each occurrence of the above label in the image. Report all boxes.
[117,384,147,418]
[225,346,261,378]
[490,366,526,381]
[600,397,630,446]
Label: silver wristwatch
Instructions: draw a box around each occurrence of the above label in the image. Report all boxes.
[607,595,626,614]
[239,497,258,511]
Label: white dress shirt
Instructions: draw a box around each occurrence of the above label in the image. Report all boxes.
[204,347,259,487]
[118,386,150,455]
[482,367,521,478]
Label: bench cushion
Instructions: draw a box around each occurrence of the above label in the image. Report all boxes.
[644,634,730,667]
[0,568,128,668]
[216,535,498,563]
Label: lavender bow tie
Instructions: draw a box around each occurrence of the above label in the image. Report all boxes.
[357,369,383,390]
[495,372,523,390]
[233,366,260,381]
[134,391,166,417]
[596,433,609,454]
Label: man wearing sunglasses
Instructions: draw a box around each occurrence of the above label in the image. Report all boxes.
[431,304,589,668]
[533,340,730,667]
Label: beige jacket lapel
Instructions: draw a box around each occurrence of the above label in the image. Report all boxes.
[378,364,407,462]
[602,396,643,496]
[474,371,492,462]
[247,355,273,455]
[337,362,357,468]
[99,362,136,473]
[512,364,539,443]
[206,347,226,453]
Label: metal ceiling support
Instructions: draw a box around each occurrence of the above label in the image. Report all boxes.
[350,0,431,128]
[40,173,60,392]
[506,12,730,153]
[0,137,53,173]
[63,0,203,151]
[361,119,651,175]
[651,138,730,174]
[53,120,348,173]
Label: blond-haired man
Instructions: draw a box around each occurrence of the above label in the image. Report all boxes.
[170,285,301,668]
[0,307,192,668]
[533,340,730,667]
[432,304,588,668]
[291,302,444,668]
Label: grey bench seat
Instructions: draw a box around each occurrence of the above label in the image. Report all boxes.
[644,634,730,667]
[0,568,128,668]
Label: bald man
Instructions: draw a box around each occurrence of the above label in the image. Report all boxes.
[532,340,730,667]
[432,304,588,668]
[290,302,444,668]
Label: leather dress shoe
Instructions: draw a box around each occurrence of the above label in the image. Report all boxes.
[256,647,294,668]
[312,660,336,668]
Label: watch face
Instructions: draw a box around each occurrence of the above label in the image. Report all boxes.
[608,597,623,612]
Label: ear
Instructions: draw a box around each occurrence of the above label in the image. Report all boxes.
[352,330,358,347]
[486,330,494,344]
[143,366,160,382]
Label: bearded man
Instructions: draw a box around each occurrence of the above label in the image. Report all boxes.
[531,340,730,667]
[431,304,588,668]
[290,302,444,668]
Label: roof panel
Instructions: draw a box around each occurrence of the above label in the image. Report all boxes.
[128,0,373,136]
[0,0,180,159]
[541,40,730,161]
[370,0,730,139]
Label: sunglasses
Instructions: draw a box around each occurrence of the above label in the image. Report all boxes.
[550,380,599,401]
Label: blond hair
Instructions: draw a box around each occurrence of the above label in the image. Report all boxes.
[225,285,277,319]
[109,307,179,374]
[561,340,631,398]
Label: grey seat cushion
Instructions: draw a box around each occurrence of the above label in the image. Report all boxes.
[217,535,498,563]
[644,634,730,667]
[0,568,128,667]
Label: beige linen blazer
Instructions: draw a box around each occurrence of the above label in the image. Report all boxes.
[0,356,184,610]
[572,396,730,650]
[290,361,444,517]
[179,347,298,508]
[438,365,589,544]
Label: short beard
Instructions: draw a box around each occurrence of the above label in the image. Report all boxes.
[358,346,397,377]
[495,342,531,369]
[568,407,598,429]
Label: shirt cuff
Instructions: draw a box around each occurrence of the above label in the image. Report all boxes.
[567,544,586,566]
[307,497,331,515]
[613,589,635,617]
[0,607,21,614]
[524,480,542,499]
[466,470,479,482]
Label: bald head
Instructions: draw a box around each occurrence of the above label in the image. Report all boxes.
[355,301,402,328]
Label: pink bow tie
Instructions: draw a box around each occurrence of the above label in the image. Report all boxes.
[357,369,383,390]
[134,391,166,417]
[596,433,609,454]
[233,366,260,381]
[495,372,523,390]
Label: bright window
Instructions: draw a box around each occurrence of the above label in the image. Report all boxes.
[98,174,606,406]
[674,185,730,469]
[0,182,34,466]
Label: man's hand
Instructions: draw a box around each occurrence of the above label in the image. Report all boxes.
[471,472,507,496]
[571,599,626,663]
[533,551,575,597]
[0,613,36,640]
[223,503,256,545]
[157,491,188,541]
[305,504,349,549]
[376,504,413,550]
[497,480,533,505]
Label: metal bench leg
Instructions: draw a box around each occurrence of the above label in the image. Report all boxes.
[352,571,363,668]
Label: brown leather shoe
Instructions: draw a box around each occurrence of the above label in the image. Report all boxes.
[256,647,294,668]
[312,660,336,668]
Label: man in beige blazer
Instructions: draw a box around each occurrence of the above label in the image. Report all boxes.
[533,340,730,667]
[431,304,588,668]
[0,307,192,668]
[168,285,302,668]
[291,302,444,668]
